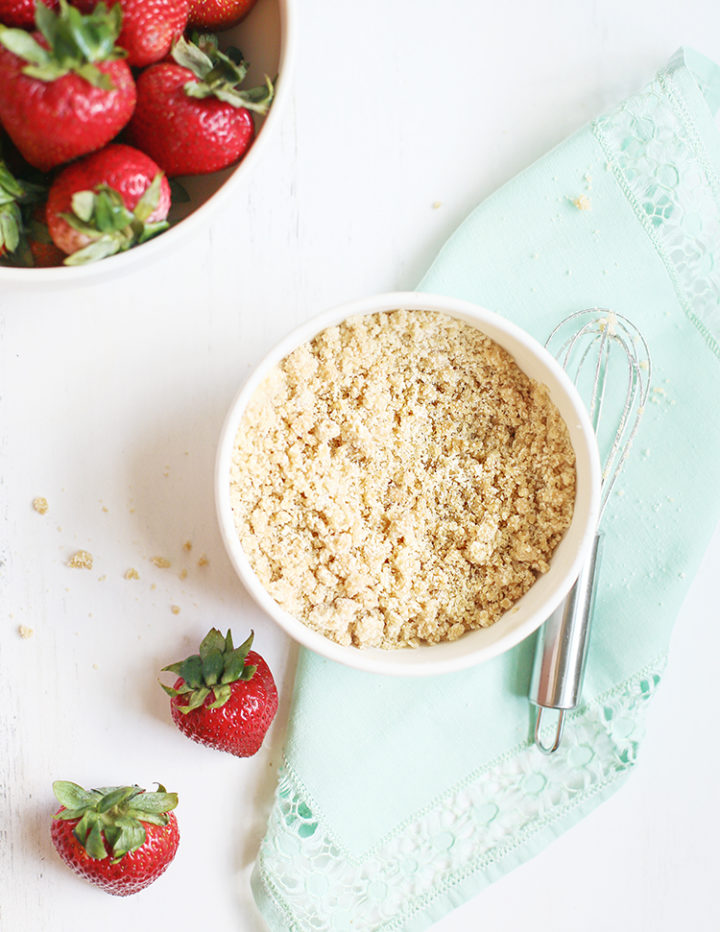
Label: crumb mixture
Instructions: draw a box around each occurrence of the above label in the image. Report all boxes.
[230,309,576,649]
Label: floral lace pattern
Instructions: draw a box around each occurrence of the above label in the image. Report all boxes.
[592,63,720,354]
[254,662,665,931]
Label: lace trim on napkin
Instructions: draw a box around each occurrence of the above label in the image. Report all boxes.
[592,66,720,355]
[254,659,665,931]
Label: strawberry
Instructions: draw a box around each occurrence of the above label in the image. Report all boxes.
[72,0,189,68]
[46,143,171,264]
[50,781,179,897]
[161,628,278,758]
[0,156,46,263]
[0,0,59,29]
[126,33,273,177]
[27,205,65,266]
[187,0,258,30]
[0,1,136,171]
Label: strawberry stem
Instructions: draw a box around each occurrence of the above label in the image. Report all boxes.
[60,174,168,266]
[52,782,178,860]
[172,34,274,114]
[0,0,125,89]
[160,629,258,713]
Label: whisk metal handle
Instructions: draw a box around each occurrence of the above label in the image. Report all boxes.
[529,533,602,753]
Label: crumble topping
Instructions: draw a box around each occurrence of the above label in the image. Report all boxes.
[230,309,576,649]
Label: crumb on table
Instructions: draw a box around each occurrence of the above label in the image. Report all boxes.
[18,624,34,639]
[124,567,140,580]
[32,497,48,514]
[67,550,93,570]
[572,194,591,211]
[151,556,171,568]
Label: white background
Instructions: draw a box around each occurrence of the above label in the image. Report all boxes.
[2,0,720,929]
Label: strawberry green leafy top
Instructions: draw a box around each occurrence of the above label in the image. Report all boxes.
[161,628,258,713]
[60,173,168,265]
[0,0,125,89]
[0,158,45,261]
[172,33,274,113]
[52,781,178,861]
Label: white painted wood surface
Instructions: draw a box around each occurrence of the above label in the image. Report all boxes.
[2,0,720,929]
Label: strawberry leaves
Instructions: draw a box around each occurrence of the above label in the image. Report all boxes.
[59,172,168,265]
[161,628,258,713]
[0,0,125,89]
[0,157,46,264]
[52,781,178,861]
[172,33,274,113]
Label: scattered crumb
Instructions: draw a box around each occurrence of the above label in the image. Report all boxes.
[67,550,93,570]
[18,624,34,639]
[183,540,192,552]
[197,555,209,567]
[97,574,107,582]
[32,497,48,515]
[102,506,109,513]
[572,194,591,211]
[151,556,171,568]
[92,663,99,670]
[171,605,181,615]
[124,567,140,580]
[179,568,188,580]
[432,201,442,209]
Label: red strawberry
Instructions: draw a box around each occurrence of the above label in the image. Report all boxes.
[0,1,136,171]
[0,156,46,263]
[46,143,171,264]
[27,205,65,266]
[0,0,59,28]
[161,628,278,758]
[126,33,273,177]
[50,781,179,897]
[73,0,189,67]
[187,0,258,30]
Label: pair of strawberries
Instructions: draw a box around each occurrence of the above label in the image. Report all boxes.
[0,0,273,265]
[51,628,279,896]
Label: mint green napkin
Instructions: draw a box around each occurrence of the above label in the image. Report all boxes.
[252,48,720,931]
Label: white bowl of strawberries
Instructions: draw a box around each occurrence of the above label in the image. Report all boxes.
[0,0,292,277]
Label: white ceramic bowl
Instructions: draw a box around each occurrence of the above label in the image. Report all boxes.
[216,291,601,676]
[0,0,295,285]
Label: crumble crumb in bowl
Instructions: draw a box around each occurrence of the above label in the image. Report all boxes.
[215,292,601,676]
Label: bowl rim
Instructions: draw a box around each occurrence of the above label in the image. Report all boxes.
[0,0,296,285]
[215,290,602,676]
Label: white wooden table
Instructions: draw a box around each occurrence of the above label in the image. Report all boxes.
[3,1,720,929]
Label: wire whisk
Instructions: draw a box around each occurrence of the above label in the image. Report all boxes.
[529,308,651,753]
